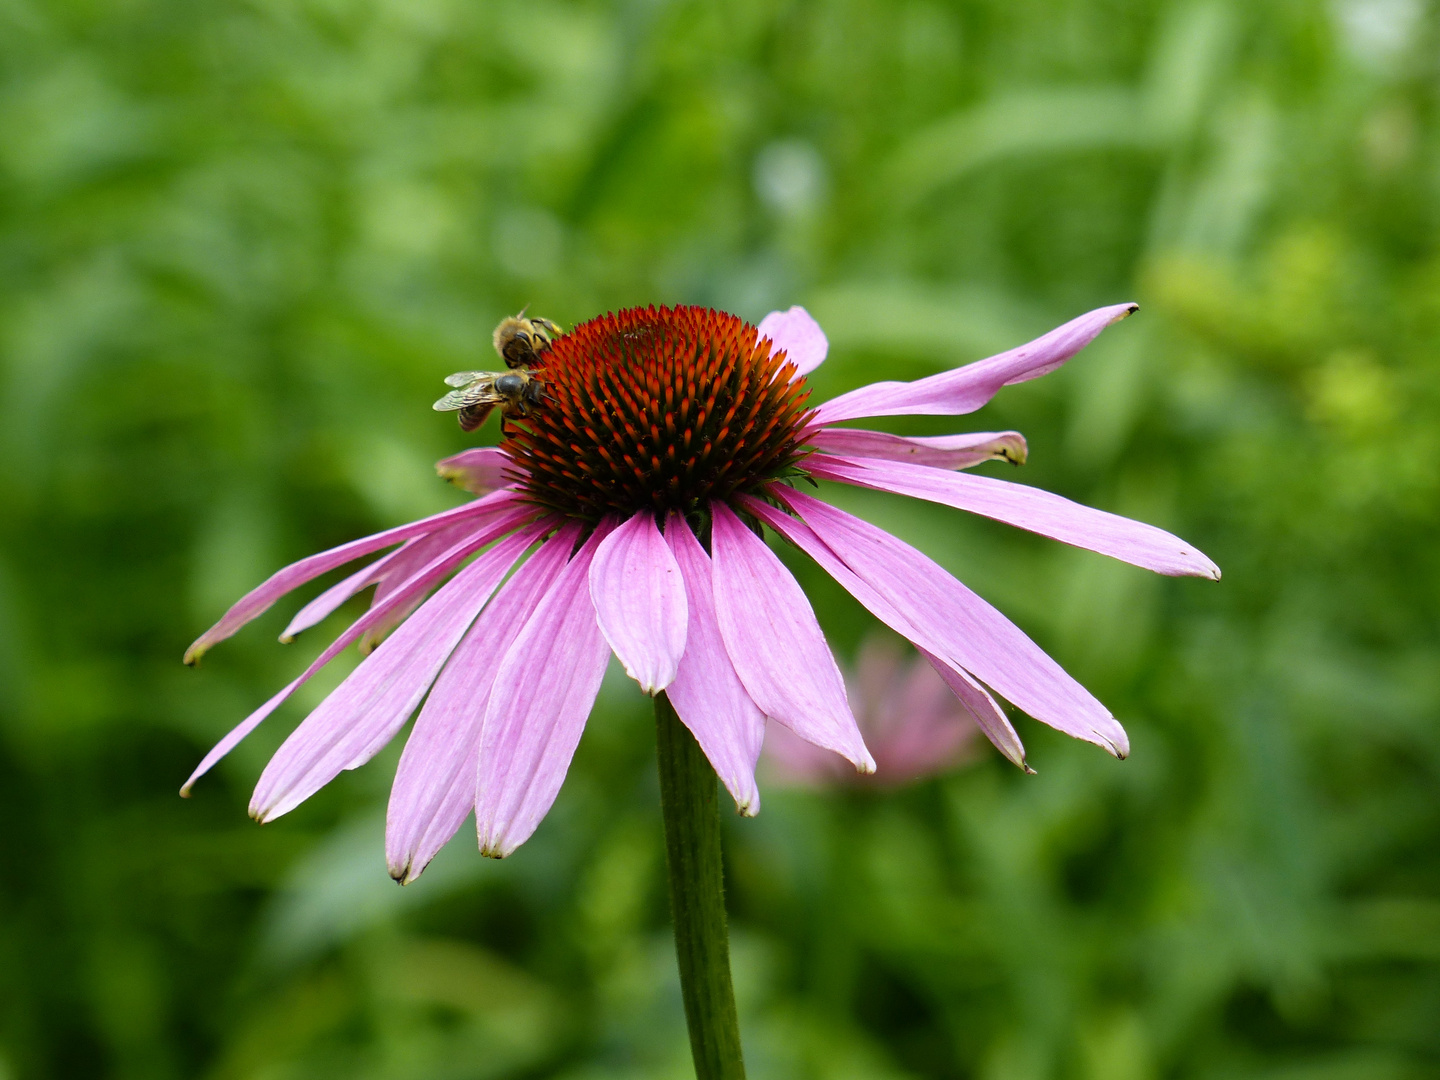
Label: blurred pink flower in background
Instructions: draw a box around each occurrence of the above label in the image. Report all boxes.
[762,637,988,789]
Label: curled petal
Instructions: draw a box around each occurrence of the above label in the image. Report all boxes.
[184,488,524,664]
[476,524,614,858]
[810,453,1220,579]
[747,489,1127,758]
[757,305,828,379]
[180,506,542,796]
[664,512,765,815]
[436,447,519,495]
[807,428,1027,469]
[386,524,577,884]
[813,303,1138,425]
[709,501,872,772]
[248,525,542,822]
[589,511,688,695]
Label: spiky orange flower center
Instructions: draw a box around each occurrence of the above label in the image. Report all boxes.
[502,305,814,522]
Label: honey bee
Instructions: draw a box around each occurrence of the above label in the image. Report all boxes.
[433,311,562,430]
[433,368,546,431]
[493,310,562,369]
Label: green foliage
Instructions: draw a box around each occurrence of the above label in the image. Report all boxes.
[1,0,1437,1077]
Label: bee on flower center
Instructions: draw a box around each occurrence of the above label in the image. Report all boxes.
[433,311,563,431]
[493,311,562,369]
[433,368,546,431]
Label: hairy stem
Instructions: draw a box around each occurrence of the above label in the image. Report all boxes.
[655,691,747,1079]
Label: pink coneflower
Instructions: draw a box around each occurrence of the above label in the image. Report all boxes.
[183,302,1218,884]
[762,636,985,789]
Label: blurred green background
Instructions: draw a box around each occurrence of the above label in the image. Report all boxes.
[3,0,1439,1076]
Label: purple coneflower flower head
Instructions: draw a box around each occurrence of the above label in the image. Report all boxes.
[182,302,1218,883]
[762,636,986,789]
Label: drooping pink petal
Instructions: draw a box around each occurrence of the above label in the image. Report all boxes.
[359,521,488,653]
[279,521,481,644]
[279,553,396,643]
[708,501,873,772]
[435,447,519,495]
[807,428,1027,470]
[180,505,541,795]
[663,512,765,815]
[813,302,1138,425]
[247,523,545,823]
[809,453,1220,579]
[589,511,688,695]
[475,524,615,858]
[747,488,1127,758]
[184,488,525,664]
[757,305,828,379]
[739,493,1031,769]
[386,523,579,884]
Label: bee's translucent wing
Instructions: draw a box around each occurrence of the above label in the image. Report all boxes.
[433,383,504,412]
[443,370,487,388]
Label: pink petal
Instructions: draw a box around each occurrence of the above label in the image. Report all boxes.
[279,554,394,642]
[370,523,485,608]
[809,453,1220,579]
[747,488,1127,758]
[757,305,828,379]
[813,302,1138,425]
[386,523,579,883]
[789,491,1127,756]
[435,447,519,495]
[807,428,1027,469]
[184,488,525,664]
[475,525,614,857]
[278,520,481,644]
[180,505,542,796]
[663,512,765,815]
[248,523,544,822]
[709,501,873,772]
[360,521,488,653]
[589,511,688,695]
[740,493,1031,769]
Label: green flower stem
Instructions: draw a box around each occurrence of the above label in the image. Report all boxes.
[655,691,747,1080]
